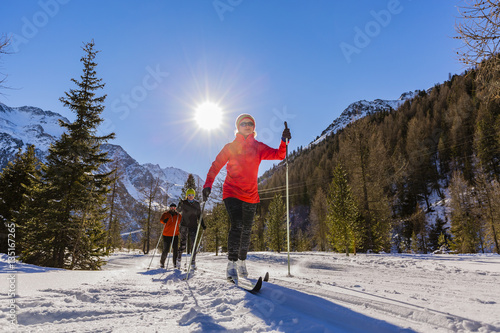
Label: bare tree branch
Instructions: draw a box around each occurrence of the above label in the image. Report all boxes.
[455,0,500,101]
[0,34,11,93]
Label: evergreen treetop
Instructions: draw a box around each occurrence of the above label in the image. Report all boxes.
[20,40,115,269]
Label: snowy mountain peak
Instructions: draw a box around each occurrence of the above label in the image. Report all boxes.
[310,90,421,146]
[0,103,204,233]
[0,103,70,166]
[0,103,69,125]
[143,163,203,188]
[398,90,419,101]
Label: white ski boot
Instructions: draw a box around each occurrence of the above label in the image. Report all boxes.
[226,260,238,281]
[236,260,248,278]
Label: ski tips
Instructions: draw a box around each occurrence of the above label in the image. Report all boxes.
[229,275,262,292]
[251,277,263,293]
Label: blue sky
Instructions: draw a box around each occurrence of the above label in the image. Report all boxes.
[1,1,465,179]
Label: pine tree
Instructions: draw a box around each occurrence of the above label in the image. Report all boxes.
[108,217,122,250]
[181,174,198,200]
[339,119,391,252]
[20,40,115,269]
[309,189,329,251]
[250,213,266,251]
[438,232,449,252]
[295,228,312,252]
[265,193,286,252]
[449,171,483,253]
[16,164,50,264]
[474,168,500,254]
[105,159,125,251]
[204,202,229,255]
[139,176,161,254]
[428,217,448,252]
[475,102,500,179]
[326,163,360,255]
[0,145,42,254]
[410,231,420,254]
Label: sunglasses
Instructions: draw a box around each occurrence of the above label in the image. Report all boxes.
[239,121,254,127]
[187,194,195,197]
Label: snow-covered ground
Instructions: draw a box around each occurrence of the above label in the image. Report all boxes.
[1,251,499,332]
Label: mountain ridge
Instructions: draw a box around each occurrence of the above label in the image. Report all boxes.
[0,102,203,235]
[1,90,421,236]
[309,90,421,147]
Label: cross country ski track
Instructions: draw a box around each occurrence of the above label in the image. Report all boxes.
[8,252,499,332]
[186,265,498,333]
[267,276,498,332]
[157,266,410,333]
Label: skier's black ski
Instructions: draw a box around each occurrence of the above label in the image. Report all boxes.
[229,276,263,293]
[264,272,269,282]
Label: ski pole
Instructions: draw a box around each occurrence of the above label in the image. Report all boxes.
[196,229,205,254]
[285,121,291,277]
[147,232,163,270]
[165,214,181,271]
[185,200,206,279]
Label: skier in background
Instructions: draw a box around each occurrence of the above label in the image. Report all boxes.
[159,203,181,269]
[202,113,291,281]
[177,188,206,270]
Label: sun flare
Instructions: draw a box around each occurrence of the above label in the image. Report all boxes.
[195,102,223,130]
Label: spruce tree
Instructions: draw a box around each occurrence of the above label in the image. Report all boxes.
[181,174,198,200]
[204,202,229,255]
[20,40,115,269]
[106,160,125,251]
[309,189,329,251]
[428,218,448,252]
[449,171,483,253]
[265,193,286,252]
[0,145,42,254]
[250,213,266,251]
[326,163,359,255]
[475,102,500,179]
[474,168,500,254]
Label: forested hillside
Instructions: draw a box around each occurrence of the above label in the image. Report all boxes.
[255,68,500,255]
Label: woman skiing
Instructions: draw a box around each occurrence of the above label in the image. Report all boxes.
[202,113,291,281]
[177,188,206,270]
[159,203,181,269]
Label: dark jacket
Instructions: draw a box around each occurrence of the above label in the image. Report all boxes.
[177,199,205,229]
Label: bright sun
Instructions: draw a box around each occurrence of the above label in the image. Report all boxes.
[195,102,223,130]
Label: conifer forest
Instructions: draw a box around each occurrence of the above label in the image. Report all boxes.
[1,1,500,270]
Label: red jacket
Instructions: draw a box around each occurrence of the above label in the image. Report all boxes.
[160,211,181,236]
[204,133,287,203]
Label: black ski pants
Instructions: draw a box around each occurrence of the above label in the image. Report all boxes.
[177,226,199,264]
[160,235,178,267]
[224,197,257,262]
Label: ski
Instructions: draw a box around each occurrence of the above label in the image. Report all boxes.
[229,276,263,293]
[264,272,269,282]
